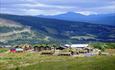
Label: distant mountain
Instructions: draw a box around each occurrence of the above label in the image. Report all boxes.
[38,12,115,26]
[0,14,115,44]
[38,12,86,21]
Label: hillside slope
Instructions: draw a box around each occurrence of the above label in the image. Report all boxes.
[0,14,115,44]
[0,18,51,45]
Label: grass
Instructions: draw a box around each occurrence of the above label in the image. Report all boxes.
[0,51,115,70]
[0,48,8,53]
[15,56,115,70]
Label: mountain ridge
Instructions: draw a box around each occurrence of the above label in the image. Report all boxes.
[0,13,115,44]
[37,12,115,26]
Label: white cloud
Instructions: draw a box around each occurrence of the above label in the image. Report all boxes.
[0,0,115,15]
[76,11,98,16]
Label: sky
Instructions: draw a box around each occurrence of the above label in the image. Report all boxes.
[0,0,115,15]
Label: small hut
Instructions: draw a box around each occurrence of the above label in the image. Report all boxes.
[10,44,32,53]
[19,44,32,51]
[10,48,23,53]
[44,46,52,50]
[64,44,93,54]
[34,46,43,52]
[34,45,51,52]
[10,48,16,53]
[16,48,23,53]
[56,46,66,50]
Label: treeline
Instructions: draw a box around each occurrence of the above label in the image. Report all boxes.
[90,42,115,51]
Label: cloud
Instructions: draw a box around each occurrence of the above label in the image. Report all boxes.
[77,11,98,16]
[0,0,115,15]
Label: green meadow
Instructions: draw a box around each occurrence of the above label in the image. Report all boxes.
[0,52,115,70]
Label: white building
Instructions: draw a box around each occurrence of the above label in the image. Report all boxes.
[65,44,89,48]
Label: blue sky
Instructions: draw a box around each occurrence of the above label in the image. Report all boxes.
[0,0,115,15]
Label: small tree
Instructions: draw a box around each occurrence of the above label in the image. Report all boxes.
[91,42,105,51]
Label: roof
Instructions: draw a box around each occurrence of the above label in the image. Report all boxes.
[16,48,23,51]
[65,44,70,47]
[65,44,88,48]
[71,44,88,48]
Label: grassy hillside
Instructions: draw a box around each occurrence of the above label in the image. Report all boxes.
[19,56,115,70]
[0,18,51,45]
[0,52,115,70]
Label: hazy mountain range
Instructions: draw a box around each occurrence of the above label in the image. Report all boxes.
[0,13,115,45]
[38,12,115,26]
